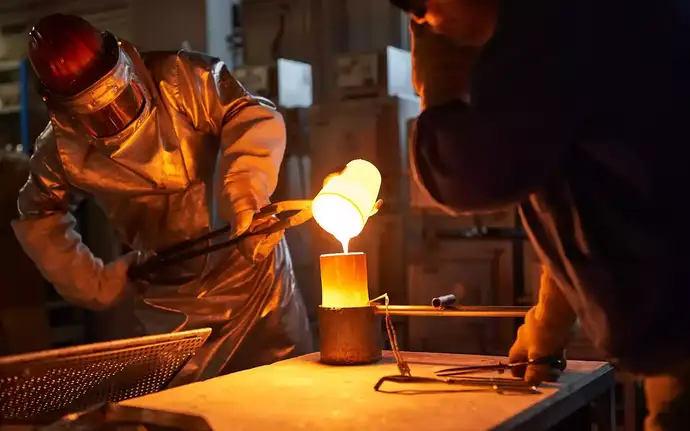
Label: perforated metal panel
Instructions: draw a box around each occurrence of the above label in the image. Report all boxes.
[0,328,211,424]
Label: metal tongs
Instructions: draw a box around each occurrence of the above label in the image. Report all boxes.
[128,200,313,283]
[374,356,564,395]
[374,375,540,394]
[434,356,564,378]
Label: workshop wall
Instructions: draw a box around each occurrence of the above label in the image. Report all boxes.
[130,0,205,53]
[0,0,234,65]
[0,1,137,346]
[240,0,409,102]
[0,0,408,102]
[3,0,522,358]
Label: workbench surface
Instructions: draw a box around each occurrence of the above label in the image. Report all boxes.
[123,351,614,431]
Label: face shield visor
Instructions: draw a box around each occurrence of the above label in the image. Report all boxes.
[53,34,148,138]
[29,14,148,138]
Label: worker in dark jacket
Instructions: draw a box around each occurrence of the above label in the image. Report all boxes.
[403,1,690,429]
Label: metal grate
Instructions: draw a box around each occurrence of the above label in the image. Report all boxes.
[0,328,211,424]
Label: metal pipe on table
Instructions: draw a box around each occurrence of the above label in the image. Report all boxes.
[373,305,529,318]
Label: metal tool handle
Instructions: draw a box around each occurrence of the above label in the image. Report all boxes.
[127,200,312,282]
[374,374,539,394]
[434,356,566,378]
[374,305,530,318]
[127,227,282,282]
[431,294,456,308]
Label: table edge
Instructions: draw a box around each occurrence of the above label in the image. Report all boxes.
[490,363,616,431]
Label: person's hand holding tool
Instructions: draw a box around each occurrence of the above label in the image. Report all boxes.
[508,267,578,385]
[228,192,284,264]
[98,250,145,297]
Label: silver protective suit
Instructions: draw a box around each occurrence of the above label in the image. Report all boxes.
[11,41,313,384]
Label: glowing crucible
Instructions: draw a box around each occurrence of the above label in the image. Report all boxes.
[312,159,383,365]
[311,159,382,254]
[320,252,369,308]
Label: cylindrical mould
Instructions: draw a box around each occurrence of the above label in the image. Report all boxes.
[320,252,369,308]
[431,294,457,308]
[318,305,382,365]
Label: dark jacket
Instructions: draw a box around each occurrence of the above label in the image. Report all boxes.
[411,0,690,375]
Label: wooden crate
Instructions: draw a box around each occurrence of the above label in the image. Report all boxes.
[308,95,420,214]
[406,238,516,356]
[233,60,313,109]
[239,0,315,66]
[334,47,415,101]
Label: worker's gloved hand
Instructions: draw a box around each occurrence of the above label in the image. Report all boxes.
[89,250,143,309]
[105,250,142,279]
[410,20,482,109]
[508,267,578,385]
[508,323,568,385]
[230,196,284,264]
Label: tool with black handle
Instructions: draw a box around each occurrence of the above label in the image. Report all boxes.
[434,356,566,378]
[127,200,313,284]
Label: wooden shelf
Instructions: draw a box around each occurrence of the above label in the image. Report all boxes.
[0,60,21,72]
[0,105,20,114]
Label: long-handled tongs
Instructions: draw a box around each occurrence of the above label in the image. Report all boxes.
[434,356,564,378]
[127,200,313,283]
[374,374,540,394]
[374,356,564,394]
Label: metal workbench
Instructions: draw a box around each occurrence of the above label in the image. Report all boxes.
[123,351,615,431]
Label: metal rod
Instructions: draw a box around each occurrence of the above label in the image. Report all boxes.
[431,294,456,308]
[374,305,529,318]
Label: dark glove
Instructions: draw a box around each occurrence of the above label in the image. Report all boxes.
[232,207,284,263]
[508,322,568,385]
[508,266,577,385]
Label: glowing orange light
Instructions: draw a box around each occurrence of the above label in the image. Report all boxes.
[312,159,381,309]
[311,159,382,253]
[320,252,369,308]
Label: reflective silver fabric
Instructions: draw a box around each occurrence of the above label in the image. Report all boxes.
[12,42,313,384]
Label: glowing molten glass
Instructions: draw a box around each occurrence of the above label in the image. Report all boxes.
[320,252,369,308]
[311,159,382,253]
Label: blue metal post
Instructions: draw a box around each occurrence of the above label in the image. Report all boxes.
[19,59,30,154]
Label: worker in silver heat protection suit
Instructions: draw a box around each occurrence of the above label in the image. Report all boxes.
[402,0,690,429]
[12,13,312,385]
